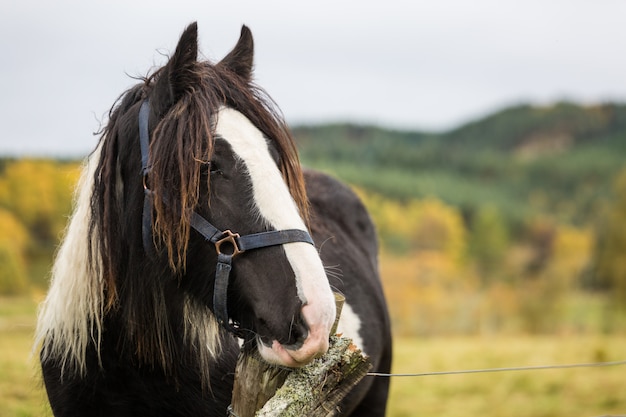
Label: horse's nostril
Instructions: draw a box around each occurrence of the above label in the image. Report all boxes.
[258,335,272,348]
[255,315,309,350]
[283,316,309,350]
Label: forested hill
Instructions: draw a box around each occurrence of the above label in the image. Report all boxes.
[293,101,626,228]
[444,102,626,150]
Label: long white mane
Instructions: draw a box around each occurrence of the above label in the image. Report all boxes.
[34,144,105,375]
[34,143,221,377]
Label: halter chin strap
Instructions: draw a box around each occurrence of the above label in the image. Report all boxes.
[138,99,314,337]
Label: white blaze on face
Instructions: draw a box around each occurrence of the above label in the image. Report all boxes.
[214,107,336,366]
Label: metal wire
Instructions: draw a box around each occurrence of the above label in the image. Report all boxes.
[367,359,626,377]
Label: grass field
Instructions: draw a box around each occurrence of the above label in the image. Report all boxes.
[2,296,625,416]
[0,297,50,417]
[387,336,626,417]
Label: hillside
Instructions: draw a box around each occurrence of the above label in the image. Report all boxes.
[2,101,626,335]
[293,101,626,228]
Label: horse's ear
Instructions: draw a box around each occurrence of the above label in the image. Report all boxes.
[217,25,254,81]
[151,22,199,116]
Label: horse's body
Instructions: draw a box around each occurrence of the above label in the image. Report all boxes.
[35,23,391,417]
[306,170,392,416]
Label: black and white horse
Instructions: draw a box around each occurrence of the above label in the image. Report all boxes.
[35,23,391,416]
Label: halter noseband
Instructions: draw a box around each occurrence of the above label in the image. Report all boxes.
[138,99,314,337]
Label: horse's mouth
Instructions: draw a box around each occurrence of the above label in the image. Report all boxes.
[256,325,329,368]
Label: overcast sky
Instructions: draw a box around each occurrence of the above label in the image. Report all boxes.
[2,0,626,156]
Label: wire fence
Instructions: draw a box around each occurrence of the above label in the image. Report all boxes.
[367,359,626,378]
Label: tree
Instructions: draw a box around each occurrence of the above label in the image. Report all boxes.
[593,169,626,307]
[0,159,79,242]
[355,190,468,262]
[469,204,510,282]
[518,219,594,333]
[405,198,467,264]
[0,209,29,294]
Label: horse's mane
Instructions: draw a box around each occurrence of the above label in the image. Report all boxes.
[97,58,309,286]
[35,25,308,386]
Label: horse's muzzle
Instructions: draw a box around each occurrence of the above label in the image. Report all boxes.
[258,304,333,367]
[258,326,329,367]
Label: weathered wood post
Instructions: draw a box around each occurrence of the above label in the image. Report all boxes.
[230,293,371,417]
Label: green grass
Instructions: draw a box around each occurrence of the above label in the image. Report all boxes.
[387,336,626,417]
[0,297,50,417]
[2,296,625,416]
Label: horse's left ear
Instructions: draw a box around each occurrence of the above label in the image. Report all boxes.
[217,25,254,81]
[150,22,199,117]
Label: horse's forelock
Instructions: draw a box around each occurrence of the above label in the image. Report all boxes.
[149,82,216,273]
[147,62,309,273]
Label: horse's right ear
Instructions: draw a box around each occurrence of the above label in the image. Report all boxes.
[217,25,254,81]
[150,22,199,118]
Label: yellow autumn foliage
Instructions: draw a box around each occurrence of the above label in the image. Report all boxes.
[0,209,30,294]
[0,159,80,241]
[355,189,467,263]
[0,208,29,249]
[550,225,594,283]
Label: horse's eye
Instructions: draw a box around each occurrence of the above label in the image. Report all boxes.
[200,162,222,178]
[209,163,223,176]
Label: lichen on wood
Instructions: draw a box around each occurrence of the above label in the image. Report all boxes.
[255,336,371,417]
[230,294,370,417]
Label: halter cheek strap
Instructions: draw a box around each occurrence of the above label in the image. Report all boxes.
[138,99,315,337]
[139,100,156,257]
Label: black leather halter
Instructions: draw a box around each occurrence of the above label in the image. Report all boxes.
[138,99,314,337]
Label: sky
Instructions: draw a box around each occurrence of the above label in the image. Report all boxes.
[2,0,626,156]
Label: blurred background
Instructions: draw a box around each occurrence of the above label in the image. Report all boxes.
[1,1,625,416]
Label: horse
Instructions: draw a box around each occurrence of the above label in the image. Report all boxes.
[35,22,391,417]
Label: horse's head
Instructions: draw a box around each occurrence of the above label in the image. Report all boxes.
[93,23,335,369]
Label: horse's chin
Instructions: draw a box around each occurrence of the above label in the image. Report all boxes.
[257,331,329,368]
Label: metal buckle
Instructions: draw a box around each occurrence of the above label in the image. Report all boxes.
[215,230,243,257]
[142,168,151,192]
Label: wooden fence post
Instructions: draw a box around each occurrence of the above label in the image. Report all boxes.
[230,293,371,417]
